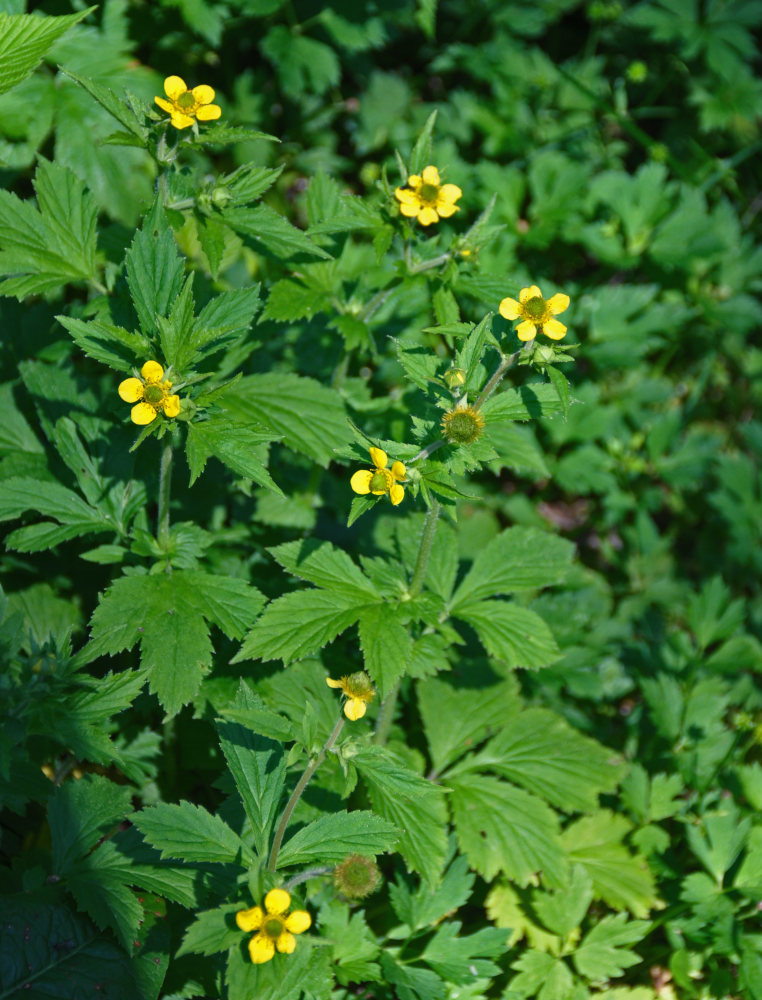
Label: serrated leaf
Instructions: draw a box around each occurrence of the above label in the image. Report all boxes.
[177,903,242,957]
[545,365,570,420]
[358,603,413,697]
[509,949,575,1000]
[455,600,560,669]
[276,809,399,867]
[353,745,448,885]
[222,204,331,259]
[450,527,574,611]
[57,315,150,371]
[573,913,649,981]
[186,417,282,494]
[268,539,380,602]
[66,841,145,953]
[0,8,93,95]
[449,774,567,887]
[125,200,185,336]
[421,921,506,984]
[532,865,594,938]
[481,382,566,422]
[61,67,148,140]
[132,801,253,864]
[49,774,132,873]
[409,109,438,176]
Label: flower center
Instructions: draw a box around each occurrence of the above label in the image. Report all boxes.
[176,92,196,110]
[346,671,374,700]
[419,183,439,204]
[143,384,165,406]
[264,917,284,939]
[370,471,389,492]
[524,296,547,320]
[442,407,485,445]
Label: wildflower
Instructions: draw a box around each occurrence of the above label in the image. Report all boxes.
[350,447,406,506]
[154,76,222,130]
[498,285,570,342]
[395,165,462,226]
[333,855,382,899]
[118,361,180,425]
[326,671,375,721]
[236,888,311,965]
[441,405,485,445]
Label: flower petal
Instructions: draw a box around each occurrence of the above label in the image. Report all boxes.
[326,676,344,689]
[499,297,521,320]
[141,360,164,382]
[248,933,275,964]
[421,165,440,185]
[438,183,462,203]
[164,76,187,101]
[163,394,180,418]
[407,174,422,189]
[275,931,296,954]
[395,187,418,205]
[131,402,157,425]
[170,112,194,129]
[285,910,312,935]
[196,103,222,121]
[390,460,406,480]
[192,84,215,105]
[236,906,264,932]
[399,201,420,217]
[417,206,439,226]
[389,482,405,506]
[516,320,537,342]
[118,377,144,403]
[369,447,387,469]
[435,201,458,218]
[350,469,373,495]
[154,96,175,113]
[547,293,570,315]
[344,698,367,721]
[542,318,567,340]
[264,888,291,916]
[519,285,542,303]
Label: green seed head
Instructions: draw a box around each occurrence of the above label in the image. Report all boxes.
[441,406,485,445]
[143,384,165,405]
[370,471,389,492]
[333,855,382,899]
[525,296,547,320]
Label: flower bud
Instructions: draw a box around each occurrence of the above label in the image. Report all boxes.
[333,855,382,899]
[444,367,467,389]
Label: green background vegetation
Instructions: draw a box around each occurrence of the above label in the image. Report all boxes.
[1,1,762,999]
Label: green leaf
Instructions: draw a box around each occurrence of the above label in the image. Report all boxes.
[480,382,566,422]
[86,571,264,715]
[455,707,624,812]
[449,773,567,886]
[409,109,438,175]
[380,954,446,1000]
[262,278,331,322]
[450,527,574,610]
[0,160,98,297]
[268,539,380,602]
[316,903,381,985]
[532,865,594,938]
[560,812,660,918]
[177,903,242,957]
[454,600,560,669]
[545,365,570,420]
[421,922,506,983]
[0,894,141,999]
[233,588,371,665]
[186,417,282,494]
[216,719,286,859]
[57,315,150,371]
[353,745,449,885]
[221,204,331,259]
[65,840,145,953]
[0,8,93,95]
[358,603,413,698]
[61,67,148,140]
[0,476,110,550]
[48,774,132,872]
[276,809,399,868]
[224,373,352,465]
[132,801,253,864]
[418,667,521,774]
[509,949,576,1000]
[686,808,750,884]
[572,913,649,981]
[125,200,185,337]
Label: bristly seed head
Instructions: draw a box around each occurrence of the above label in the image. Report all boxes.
[333,854,382,899]
[441,406,485,445]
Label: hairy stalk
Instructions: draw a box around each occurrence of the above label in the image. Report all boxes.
[375,501,441,746]
[268,714,345,871]
[284,866,333,890]
[473,348,522,411]
[157,439,173,552]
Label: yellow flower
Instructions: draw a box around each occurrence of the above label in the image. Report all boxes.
[154,75,222,130]
[118,361,181,425]
[350,447,406,506]
[498,285,571,342]
[236,888,311,965]
[395,165,462,226]
[326,671,375,721]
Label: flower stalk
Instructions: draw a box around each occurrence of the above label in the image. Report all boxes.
[157,439,173,552]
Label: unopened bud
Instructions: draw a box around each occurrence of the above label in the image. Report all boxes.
[444,367,466,389]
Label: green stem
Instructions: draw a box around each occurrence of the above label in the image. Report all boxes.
[283,866,333,890]
[268,714,345,871]
[473,349,521,411]
[407,251,453,274]
[157,439,173,550]
[375,501,441,747]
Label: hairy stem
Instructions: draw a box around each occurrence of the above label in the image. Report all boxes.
[473,348,521,411]
[283,866,333,890]
[268,714,345,871]
[157,439,173,551]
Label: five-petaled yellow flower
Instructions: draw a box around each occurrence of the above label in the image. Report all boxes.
[326,671,375,720]
[499,285,570,342]
[395,165,462,226]
[155,75,222,130]
[236,889,311,965]
[350,447,406,506]
[118,361,180,425]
